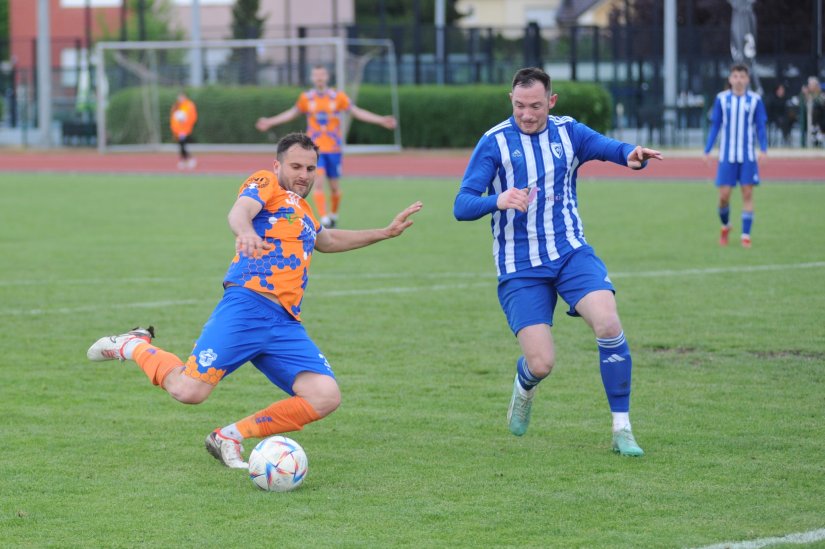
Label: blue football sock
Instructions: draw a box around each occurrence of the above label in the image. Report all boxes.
[597,332,632,413]
[516,356,541,392]
[742,210,753,235]
[718,205,730,226]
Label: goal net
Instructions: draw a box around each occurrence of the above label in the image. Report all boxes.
[94,37,401,154]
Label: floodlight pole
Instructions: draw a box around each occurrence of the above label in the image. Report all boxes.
[36,0,53,148]
[663,0,677,146]
[191,0,203,87]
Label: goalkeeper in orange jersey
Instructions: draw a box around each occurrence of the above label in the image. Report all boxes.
[170,91,198,169]
[255,65,397,228]
[87,132,422,469]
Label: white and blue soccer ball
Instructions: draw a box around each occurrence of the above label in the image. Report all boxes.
[248,436,308,492]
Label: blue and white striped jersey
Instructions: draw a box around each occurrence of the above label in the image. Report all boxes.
[704,90,768,163]
[454,115,636,278]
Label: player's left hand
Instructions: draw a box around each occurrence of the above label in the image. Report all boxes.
[385,201,423,237]
[382,116,397,130]
[627,146,663,169]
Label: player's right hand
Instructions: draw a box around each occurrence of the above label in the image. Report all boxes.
[235,232,273,258]
[255,118,271,132]
[496,187,530,213]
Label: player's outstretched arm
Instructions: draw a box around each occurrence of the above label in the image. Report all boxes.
[350,105,397,130]
[255,106,301,132]
[314,201,423,253]
[626,146,663,170]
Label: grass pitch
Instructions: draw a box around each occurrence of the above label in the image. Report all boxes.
[1,170,824,548]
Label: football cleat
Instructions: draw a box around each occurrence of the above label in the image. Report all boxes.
[719,225,731,246]
[320,216,332,229]
[507,375,534,436]
[612,426,645,457]
[86,326,155,362]
[741,234,752,248]
[205,430,248,469]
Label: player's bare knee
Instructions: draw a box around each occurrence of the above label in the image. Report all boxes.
[306,386,341,418]
[525,351,554,378]
[593,317,623,340]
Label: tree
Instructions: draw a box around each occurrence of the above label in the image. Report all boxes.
[228,0,267,84]
[355,0,465,27]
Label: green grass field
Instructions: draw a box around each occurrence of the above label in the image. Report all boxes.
[1,171,824,548]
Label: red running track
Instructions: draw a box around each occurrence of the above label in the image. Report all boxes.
[0,148,823,180]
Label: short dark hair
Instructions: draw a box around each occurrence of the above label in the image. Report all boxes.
[276,132,319,161]
[730,63,749,75]
[512,67,552,94]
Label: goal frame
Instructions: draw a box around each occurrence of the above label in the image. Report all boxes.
[94,37,401,154]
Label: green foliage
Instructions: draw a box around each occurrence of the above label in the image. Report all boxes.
[1,172,825,547]
[106,82,612,147]
[97,0,183,42]
[355,0,465,26]
[0,0,8,53]
[231,0,266,39]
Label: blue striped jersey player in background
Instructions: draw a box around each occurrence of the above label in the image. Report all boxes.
[704,63,768,248]
[453,67,662,456]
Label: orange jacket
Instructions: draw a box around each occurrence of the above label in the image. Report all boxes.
[170,98,198,137]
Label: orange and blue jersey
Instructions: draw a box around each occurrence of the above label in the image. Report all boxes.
[296,88,352,153]
[223,170,322,320]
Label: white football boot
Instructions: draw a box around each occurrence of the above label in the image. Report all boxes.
[86,327,155,362]
[205,430,248,469]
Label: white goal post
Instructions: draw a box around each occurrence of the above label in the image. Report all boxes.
[94,37,401,154]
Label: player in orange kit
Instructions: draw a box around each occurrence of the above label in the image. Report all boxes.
[87,132,422,469]
[255,65,396,228]
[170,91,198,169]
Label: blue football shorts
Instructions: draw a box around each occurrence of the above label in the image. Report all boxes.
[317,153,343,179]
[716,160,760,186]
[187,286,335,393]
[497,246,615,335]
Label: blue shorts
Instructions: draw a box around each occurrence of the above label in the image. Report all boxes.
[317,153,343,179]
[497,246,615,335]
[716,160,760,186]
[185,286,335,393]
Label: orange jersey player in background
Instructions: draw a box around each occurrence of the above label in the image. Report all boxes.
[87,132,422,470]
[170,91,198,170]
[255,65,397,228]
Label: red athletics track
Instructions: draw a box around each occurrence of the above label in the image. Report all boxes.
[0,148,823,180]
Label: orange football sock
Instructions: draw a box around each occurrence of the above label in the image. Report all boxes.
[235,396,321,439]
[133,342,184,387]
[313,191,327,218]
[331,191,342,215]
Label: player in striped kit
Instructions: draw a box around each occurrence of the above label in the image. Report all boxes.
[454,67,661,456]
[704,64,768,248]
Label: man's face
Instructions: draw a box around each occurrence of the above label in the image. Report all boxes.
[728,70,750,95]
[510,82,557,134]
[273,145,318,198]
[311,67,329,90]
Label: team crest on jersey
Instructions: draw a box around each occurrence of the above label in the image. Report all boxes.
[551,142,563,159]
[285,192,301,206]
[245,176,269,190]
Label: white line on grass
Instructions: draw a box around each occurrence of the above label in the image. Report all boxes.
[2,261,824,317]
[692,527,825,549]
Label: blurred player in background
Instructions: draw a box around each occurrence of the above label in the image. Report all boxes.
[255,65,397,228]
[704,64,767,248]
[170,91,198,169]
[87,132,422,469]
[454,67,661,457]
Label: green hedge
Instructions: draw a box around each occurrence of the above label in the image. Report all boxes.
[106,82,612,148]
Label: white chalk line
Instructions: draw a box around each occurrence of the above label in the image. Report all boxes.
[691,526,825,549]
[1,261,823,317]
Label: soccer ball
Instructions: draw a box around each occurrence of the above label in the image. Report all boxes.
[248,436,308,492]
